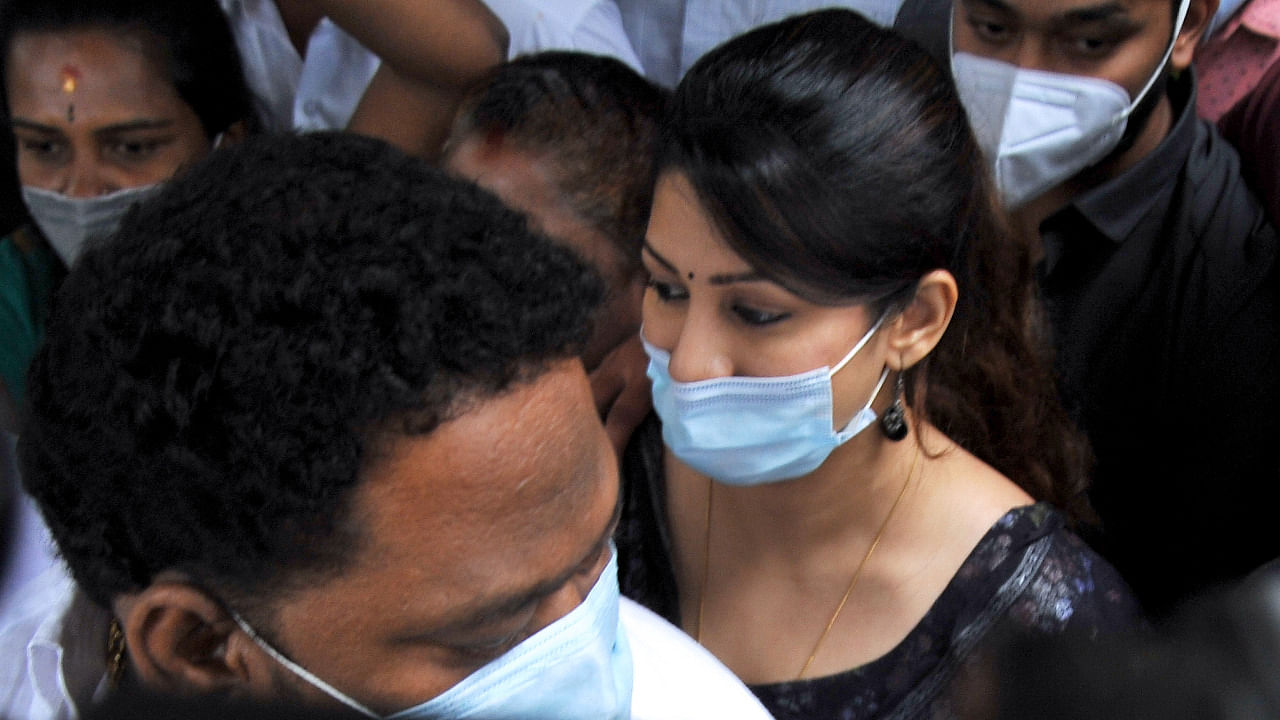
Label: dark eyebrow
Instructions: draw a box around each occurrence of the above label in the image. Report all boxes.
[426,485,623,636]
[964,0,1016,14]
[964,0,1128,24]
[643,241,764,286]
[1057,3,1130,24]
[94,119,176,136]
[709,270,764,285]
[11,119,61,134]
[11,118,177,135]
[642,241,677,274]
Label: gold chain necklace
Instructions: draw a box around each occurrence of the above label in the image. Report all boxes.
[695,446,919,680]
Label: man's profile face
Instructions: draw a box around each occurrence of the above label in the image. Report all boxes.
[952,0,1182,98]
[248,360,620,715]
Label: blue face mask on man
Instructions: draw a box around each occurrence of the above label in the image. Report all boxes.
[643,314,888,486]
[232,550,633,720]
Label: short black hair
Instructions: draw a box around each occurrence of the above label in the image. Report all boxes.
[0,0,254,138]
[448,51,667,276]
[19,132,602,610]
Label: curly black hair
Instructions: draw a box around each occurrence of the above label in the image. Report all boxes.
[19,132,603,610]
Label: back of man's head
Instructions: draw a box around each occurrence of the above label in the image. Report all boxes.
[19,132,602,611]
[446,51,666,274]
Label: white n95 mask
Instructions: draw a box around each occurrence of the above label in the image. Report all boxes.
[644,315,888,486]
[951,0,1192,208]
[232,549,633,720]
[21,183,161,266]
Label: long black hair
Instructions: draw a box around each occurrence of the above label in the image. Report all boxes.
[663,9,1092,520]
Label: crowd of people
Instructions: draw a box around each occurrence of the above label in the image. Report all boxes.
[1,0,1277,719]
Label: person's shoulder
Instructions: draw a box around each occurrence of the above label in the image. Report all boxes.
[1180,100,1277,251]
[1003,509,1143,634]
[0,563,97,720]
[620,598,775,720]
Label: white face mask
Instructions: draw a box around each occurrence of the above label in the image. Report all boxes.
[643,314,888,486]
[950,0,1192,208]
[21,132,226,266]
[233,550,633,720]
[21,184,163,266]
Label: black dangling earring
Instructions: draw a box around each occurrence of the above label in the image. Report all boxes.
[879,370,908,441]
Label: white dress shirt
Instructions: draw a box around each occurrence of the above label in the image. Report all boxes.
[0,565,109,720]
[219,0,382,132]
[1,431,60,623]
[0,564,773,720]
[622,599,774,719]
[617,0,907,86]
[483,0,644,70]
[218,0,641,134]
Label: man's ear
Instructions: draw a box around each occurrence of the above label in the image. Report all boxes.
[884,269,958,371]
[116,581,271,696]
[1172,0,1219,70]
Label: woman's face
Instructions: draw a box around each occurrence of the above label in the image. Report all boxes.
[6,29,211,197]
[641,172,892,425]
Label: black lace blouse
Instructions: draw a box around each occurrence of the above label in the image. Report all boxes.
[616,416,1142,720]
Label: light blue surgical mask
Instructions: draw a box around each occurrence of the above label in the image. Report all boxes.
[232,550,633,720]
[643,315,888,486]
[21,183,162,266]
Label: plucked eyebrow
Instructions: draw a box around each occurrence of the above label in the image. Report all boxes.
[11,117,175,136]
[92,119,176,135]
[422,486,623,637]
[642,242,678,274]
[10,119,61,135]
[642,241,765,285]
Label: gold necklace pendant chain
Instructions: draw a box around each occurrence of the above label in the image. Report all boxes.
[695,446,920,681]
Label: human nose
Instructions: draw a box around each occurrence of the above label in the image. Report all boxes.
[1009,37,1055,73]
[665,311,734,384]
[60,155,113,198]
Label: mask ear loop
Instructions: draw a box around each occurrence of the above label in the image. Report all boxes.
[829,312,889,377]
[948,0,1192,112]
[1130,0,1194,109]
[228,610,380,719]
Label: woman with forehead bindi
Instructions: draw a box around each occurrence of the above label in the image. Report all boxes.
[614,9,1143,720]
[0,0,254,423]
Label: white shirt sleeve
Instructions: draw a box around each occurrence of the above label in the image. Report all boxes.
[621,598,776,720]
[483,0,643,71]
[617,0,906,86]
[218,0,380,132]
[568,1,645,72]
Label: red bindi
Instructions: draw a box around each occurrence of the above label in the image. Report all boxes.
[60,65,81,94]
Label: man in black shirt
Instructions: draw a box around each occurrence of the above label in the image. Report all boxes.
[899,0,1280,613]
